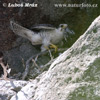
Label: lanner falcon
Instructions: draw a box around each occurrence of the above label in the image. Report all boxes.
[10,21,73,52]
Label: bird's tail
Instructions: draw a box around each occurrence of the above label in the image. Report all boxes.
[10,20,25,35]
[10,20,34,39]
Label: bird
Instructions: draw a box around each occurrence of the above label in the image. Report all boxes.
[10,21,73,52]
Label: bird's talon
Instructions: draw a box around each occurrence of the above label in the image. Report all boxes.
[50,44,58,52]
[44,46,50,51]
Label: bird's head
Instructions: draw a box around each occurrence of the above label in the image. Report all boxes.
[59,24,75,35]
[59,24,68,31]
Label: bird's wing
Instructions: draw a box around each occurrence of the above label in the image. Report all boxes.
[10,21,35,39]
[30,24,56,31]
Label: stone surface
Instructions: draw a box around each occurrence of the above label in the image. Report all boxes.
[9,16,100,100]
[0,80,28,100]
[4,37,40,73]
[10,72,46,100]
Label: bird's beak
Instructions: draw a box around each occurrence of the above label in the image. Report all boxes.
[65,27,75,35]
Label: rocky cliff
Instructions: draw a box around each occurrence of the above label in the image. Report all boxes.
[0,15,100,100]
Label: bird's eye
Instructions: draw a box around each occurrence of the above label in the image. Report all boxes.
[60,25,63,28]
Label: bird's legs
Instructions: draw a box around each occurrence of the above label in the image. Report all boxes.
[43,46,53,60]
[50,43,58,52]
[41,43,57,60]
[41,43,58,53]
[44,46,50,51]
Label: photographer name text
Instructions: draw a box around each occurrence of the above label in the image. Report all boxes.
[4,3,38,7]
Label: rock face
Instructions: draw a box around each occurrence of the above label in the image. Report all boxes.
[0,80,27,100]
[4,15,99,99]
[4,37,40,73]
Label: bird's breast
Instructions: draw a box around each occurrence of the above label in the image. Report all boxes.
[50,30,63,44]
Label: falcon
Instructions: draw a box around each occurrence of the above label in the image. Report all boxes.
[10,21,73,52]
